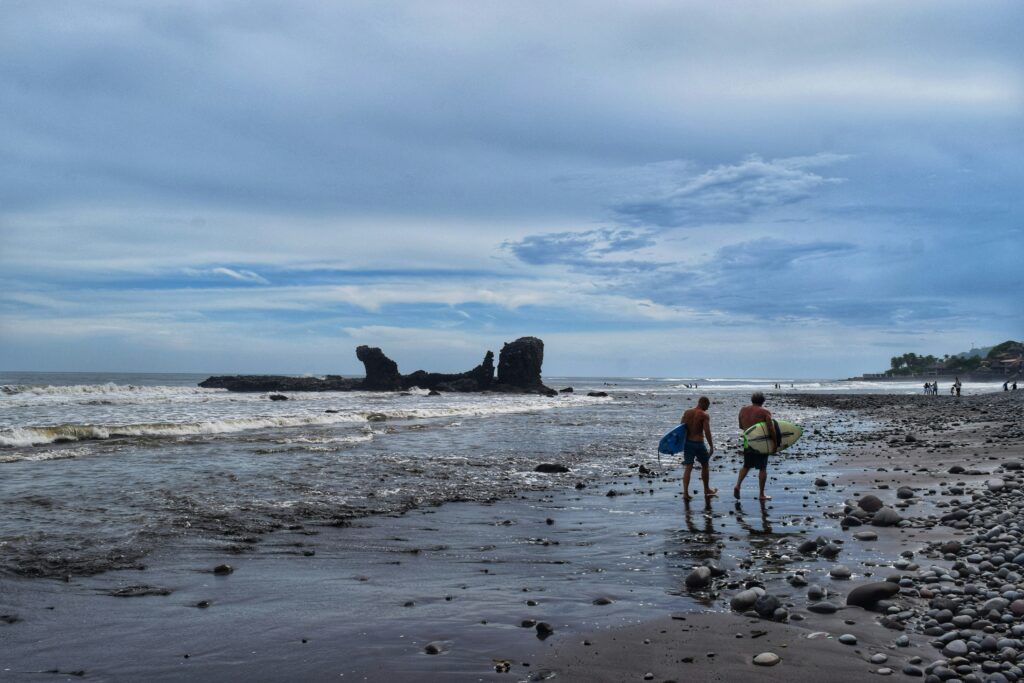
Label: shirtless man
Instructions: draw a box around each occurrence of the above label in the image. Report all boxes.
[680,396,716,501]
[734,391,776,501]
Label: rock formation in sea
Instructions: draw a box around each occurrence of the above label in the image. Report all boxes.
[199,337,555,395]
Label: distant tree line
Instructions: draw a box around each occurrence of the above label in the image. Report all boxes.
[886,340,1022,376]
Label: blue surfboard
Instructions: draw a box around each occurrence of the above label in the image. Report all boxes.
[658,424,688,455]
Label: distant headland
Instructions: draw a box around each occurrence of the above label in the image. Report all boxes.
[850,339,1023,381]
[199,336,557,395]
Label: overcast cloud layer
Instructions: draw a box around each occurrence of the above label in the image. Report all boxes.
[1,1,1021,377]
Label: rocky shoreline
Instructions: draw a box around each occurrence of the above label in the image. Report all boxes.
[543,390,1024,682]
[199,336,557,395]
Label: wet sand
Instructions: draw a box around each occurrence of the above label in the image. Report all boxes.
[541,390,1024,681]
[2,390,1021,681]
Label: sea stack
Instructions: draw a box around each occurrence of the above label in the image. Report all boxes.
[199,337,554,395]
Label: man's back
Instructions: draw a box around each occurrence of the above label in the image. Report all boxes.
[682,407,708,442]
[738,404,771,430]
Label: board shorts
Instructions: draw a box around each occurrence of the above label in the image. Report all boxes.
[742,447,769,470]
[682,441,710,466]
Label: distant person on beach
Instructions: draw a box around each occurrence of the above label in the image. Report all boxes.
[680,396,716,501]
[1005,381,1010,391]
[923,382,930,394]
[1014,381,1018,391]
[734,392,775,501]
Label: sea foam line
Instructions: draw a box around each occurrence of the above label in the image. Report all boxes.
[0,395,577,448]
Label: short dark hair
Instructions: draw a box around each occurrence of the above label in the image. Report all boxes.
[698,396,710,408]
[751,391,765,405]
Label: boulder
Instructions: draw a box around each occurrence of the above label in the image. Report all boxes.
[686,566,712,589]
[871,507,902,527]
[534,463,570,474]
[846,582,899,609]
[858,495,884,513]
[754,594,781,618]
[730,588,764,612]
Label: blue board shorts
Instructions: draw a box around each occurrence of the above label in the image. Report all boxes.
[682,441,710,466]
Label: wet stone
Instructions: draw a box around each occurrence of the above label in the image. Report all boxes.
[830,565,852,580]
[753,652,780,666]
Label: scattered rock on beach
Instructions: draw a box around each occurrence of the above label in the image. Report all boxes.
[753,652,780,666]
[268,394,288,401]
[587,391,609,398]
[424,641,446,655]
[730,588,764,612]
[838,634,857,645]
[857,495,883,513]
[685,566,712,589]
[213,564,233,575]
[829,565,852,580]
[534,463,570,474]
[753,594,781,619]
[807,601,839,614]
[870,507,902,527]
[846,582,898,609]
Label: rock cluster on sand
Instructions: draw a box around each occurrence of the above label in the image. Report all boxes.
[199,337,556,395]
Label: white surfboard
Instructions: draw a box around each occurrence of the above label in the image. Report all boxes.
[742,419,803,455]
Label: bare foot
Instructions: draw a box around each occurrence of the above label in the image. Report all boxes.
[683,493,693,502]
[704,488,718,497]
[758,495,772,501]
[732,486,740,499]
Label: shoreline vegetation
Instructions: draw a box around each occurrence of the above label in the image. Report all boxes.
[849,340,1023,382]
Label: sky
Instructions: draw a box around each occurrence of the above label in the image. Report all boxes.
[1,1,1021,378]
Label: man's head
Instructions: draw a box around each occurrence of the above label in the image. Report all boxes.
[751,391,765,406]
[698,396,710,409]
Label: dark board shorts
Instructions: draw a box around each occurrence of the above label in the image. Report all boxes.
[682,441,710,466]
[742,447,769,470]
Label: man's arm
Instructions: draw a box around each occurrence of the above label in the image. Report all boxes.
[765,409,776,443]
[703,414,714,455]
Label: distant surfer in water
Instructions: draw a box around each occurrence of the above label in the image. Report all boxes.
[734,392,776,501]
[680,396,717,501]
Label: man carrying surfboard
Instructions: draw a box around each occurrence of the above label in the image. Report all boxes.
[734,391,776,501]
[680,396,717,501]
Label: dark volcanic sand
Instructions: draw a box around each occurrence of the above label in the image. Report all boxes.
[2,390,1021,682]
[542,390,1024,682]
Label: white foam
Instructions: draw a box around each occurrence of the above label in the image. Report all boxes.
[0,412,367,448]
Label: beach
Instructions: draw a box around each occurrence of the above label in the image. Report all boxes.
[1,376,1021,681]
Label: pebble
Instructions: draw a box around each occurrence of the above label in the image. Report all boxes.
[838,634,857,645]
[830,565,852,580]
[858,495,884,513]
[685,566,712,589]
[808,601,839,614]
[753,652,780,666]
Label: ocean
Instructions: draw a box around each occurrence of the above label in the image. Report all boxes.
[0,371,1002,580]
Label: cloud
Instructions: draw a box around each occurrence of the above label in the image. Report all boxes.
[207,267,270,285]
[504,227,662,272]
[615,154,848,228]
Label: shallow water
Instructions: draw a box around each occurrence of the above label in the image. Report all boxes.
[1,372,999,579]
